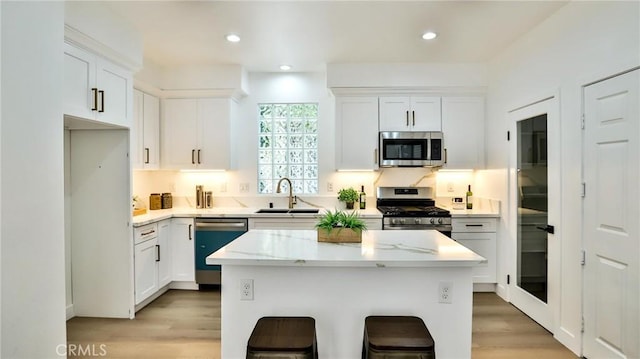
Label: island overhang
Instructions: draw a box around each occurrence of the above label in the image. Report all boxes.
[206,229,485,268]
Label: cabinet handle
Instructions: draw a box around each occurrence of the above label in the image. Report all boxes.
[140,229,155,236]
[465,224,484,227]
[188,224,192,240]
[406,111,409,126]
[374,148,378,164]
[98,90,105,113]
[91,88,98,111]
[156,245,160,262]
[145,148,150,164]
[191,150,195,164]
[412,110,416,126]
[197,149,201,164]
[536,225,555,234]
[444,148,448,164]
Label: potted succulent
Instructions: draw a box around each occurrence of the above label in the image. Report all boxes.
[337,187,359,209]
[315,209,367,243]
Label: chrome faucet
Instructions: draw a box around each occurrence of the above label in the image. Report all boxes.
[276,177,296,209]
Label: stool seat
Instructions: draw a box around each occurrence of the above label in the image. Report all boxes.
[247,317,317,359]
[363,316,435,359]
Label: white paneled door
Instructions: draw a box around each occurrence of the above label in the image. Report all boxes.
[583,69,639,359]
[508,95,560,333]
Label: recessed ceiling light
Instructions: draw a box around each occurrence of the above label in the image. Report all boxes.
[422,31,437,40]
[279,65,292,71]
[226,34,241,43]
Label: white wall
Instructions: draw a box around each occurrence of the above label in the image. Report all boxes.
[65,1,142,69]
[327,63,487,89]
[482,1,640,354]
[1,2,66,357]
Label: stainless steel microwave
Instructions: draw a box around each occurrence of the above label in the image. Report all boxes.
[379,131,444,167]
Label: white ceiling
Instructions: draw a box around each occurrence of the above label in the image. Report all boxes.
[104,1,569,72]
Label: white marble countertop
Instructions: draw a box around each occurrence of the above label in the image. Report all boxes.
[132,198,500,227]
[206,229,485,268]
[132,207,383,227]
[436,197,501,218]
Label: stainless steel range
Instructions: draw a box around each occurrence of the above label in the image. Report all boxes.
[377,187,452,235]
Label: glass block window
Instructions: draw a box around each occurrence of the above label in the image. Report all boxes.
[258,103,318,194]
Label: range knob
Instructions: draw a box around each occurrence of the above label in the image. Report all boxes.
[438,218,443,224]
[429,218,436,224]
[414,218,421,224]
[400,218,406,224]
[391,218,398,225]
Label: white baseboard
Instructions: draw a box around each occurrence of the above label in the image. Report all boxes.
[473,283,497,292]
[169,281,199,290]
[66,304,75,320]
[134,285,171,313]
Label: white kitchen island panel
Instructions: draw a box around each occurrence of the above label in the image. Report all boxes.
[207,230,484,359]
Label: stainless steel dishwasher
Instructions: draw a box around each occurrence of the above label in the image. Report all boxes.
[195,218,248,285]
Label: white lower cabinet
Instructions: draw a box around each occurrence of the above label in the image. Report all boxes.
[134,237,158,305]
[451,217,497,284]
[134,223,160,305]
[157,219,172,288]
[171,218,195,282]
[134,220,171,305]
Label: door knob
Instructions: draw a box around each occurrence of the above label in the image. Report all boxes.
[536,225,555,234]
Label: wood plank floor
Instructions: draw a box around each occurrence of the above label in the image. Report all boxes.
[67,289,577,358]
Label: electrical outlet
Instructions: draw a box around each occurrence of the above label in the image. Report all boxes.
[438,281,453,304]
[219,182,227,193]
[447,182,455,192]
[239,183,250,192]
[327,182,334,192]
[240,279,253,301]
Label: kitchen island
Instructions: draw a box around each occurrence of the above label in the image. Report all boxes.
[206,229,485,359]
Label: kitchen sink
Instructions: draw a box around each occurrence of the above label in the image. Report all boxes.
[254,208,320,214]
[255,209,290,213]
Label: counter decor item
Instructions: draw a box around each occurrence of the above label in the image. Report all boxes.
[205,191,213,208]
[452,197,465,210]
[161,193,173,209]
[149,193,162,210]
[315,209,367,243]
[196,185,204,209]
[132,196,147,216]
[337,187,359,209]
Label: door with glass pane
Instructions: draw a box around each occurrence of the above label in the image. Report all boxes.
[508,97,560,332]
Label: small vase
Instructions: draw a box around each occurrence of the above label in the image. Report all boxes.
[345,201,354,210]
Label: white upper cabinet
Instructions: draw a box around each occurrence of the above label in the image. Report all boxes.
[379,96,441,132]
[441,97,485,169]
[335,96,379,170]
[132,89,160,169]
[63,43,132,128]
[162,98,234,170]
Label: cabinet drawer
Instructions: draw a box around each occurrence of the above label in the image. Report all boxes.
[134,223,158,244]
[452,218,496,232]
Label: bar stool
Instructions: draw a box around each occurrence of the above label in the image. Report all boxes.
[247,316,318,359]
[362,316,435,359]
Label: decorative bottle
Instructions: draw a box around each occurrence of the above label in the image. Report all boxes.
[466,185,473,210]
[359,185,366,210]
